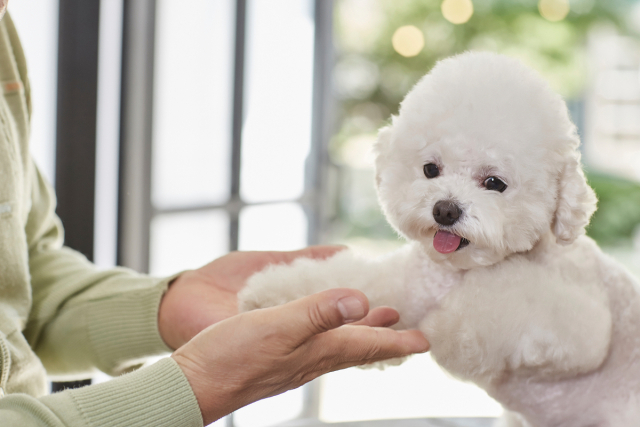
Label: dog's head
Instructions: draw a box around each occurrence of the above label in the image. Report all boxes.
[375,52,596,269]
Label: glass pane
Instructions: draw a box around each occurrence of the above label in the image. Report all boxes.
[238,203,308,251]
[240,0,315,203]
[153,0,234,209]
[595,104,640,136]
[9,0,59,183]
[150,210,229,277]
[94,0,124,269]
[320,354,503,421]
[234,388,304,427]
[595,70,640,101]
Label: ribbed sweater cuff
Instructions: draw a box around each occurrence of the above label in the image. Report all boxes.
[86,274,180,374]
[41,357,203,427]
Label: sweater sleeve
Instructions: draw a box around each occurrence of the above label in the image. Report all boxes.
[22,159,176,377]
[0,358,203,427]
[0,12,203,426]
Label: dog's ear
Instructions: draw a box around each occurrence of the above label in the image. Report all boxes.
[552,156,597,245]
[373,126,393,188]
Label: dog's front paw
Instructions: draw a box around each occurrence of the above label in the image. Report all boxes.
[237,284,284,312]
[238,264,309,313]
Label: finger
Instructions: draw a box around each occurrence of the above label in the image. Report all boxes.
[339,327,429,361]
[267,288,370,347]
[351,307,399,328]
[304,326,429,370]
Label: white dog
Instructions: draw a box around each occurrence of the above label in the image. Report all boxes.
[239,52,640,427]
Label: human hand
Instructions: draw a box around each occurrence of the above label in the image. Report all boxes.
[172,288,429,425]
[158,246,345,350]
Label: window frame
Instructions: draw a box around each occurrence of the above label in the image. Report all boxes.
[116,0,334,424]
[117,0,334,268]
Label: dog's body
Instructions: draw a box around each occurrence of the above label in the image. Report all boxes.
[239,52,640,426]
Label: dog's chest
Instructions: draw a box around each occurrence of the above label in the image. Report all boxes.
[400,256,464,328]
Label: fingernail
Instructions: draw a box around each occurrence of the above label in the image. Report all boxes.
[337,296,365,323]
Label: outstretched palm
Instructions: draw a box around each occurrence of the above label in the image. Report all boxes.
[158,246,345,350]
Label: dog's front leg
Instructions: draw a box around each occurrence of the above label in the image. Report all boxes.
[238,246,421,369]
[238,246,415,327]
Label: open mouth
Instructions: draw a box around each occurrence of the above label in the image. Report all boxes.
[433,230,470,254]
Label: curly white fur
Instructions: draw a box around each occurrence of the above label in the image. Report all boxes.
[239,52,640,426]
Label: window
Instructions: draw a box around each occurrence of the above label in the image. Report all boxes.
[582,28,640,278]
[116,0,328,425]
[16,0,640,425]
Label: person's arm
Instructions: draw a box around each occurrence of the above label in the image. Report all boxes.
[1,287,427,427]
[23,160,173,377]
[0,357,203,427]
[3,164,201,426]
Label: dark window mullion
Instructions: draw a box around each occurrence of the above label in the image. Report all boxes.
[229,0,247,253]
[225,1,247,424]
[296,0,335,419]
[53,0,101,393]
[55,0,101,261]
[305,0,335,247]
[117,0,157,273]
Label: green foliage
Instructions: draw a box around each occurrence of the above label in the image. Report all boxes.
[334,0,630,145]
[587,172,640,246]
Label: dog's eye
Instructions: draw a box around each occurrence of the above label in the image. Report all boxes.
[424,163,439,178]
[484,177,507,192]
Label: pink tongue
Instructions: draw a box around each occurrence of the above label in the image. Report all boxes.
[433,231,462,254]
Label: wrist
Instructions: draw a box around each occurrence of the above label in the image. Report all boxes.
[158,271,190,350]
[172,349,241,425]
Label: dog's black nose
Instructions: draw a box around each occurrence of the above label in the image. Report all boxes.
[433,200,462,226]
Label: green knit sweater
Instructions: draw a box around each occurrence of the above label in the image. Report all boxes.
[0,13,202,426]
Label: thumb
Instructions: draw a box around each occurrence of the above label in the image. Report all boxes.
[276,288,369,347]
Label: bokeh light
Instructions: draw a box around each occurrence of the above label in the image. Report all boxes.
[391,25,425,57]
[539,0,570,22]
[441,0,474,25]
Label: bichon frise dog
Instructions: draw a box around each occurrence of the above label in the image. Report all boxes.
[238,52,640,426]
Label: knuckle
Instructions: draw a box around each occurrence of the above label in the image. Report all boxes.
[364,339,384,360]
[307,303,335,334]
[307,337,347,372]
[355,329,385,361]
[331,329,383,364]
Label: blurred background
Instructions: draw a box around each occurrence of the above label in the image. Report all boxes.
[9,0,640,426]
